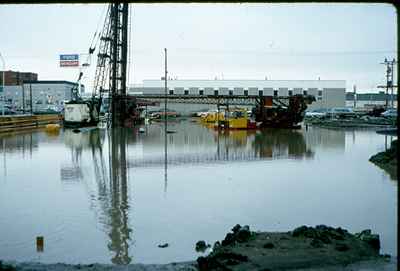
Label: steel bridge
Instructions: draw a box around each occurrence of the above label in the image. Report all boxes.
[128,94,292,107]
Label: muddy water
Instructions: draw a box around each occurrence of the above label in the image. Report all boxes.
[0,120,397,265]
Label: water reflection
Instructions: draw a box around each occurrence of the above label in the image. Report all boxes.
[58,122,346,264]
[0,132,38,156]
[62,128,132,264]
[107,128,131,264]
[1,120,397,265]
[128,124,317,168]
[253,128,314,159]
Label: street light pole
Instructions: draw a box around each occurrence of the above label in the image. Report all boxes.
[0,52,5,116]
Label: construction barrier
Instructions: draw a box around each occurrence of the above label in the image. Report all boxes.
[0,114,63,134]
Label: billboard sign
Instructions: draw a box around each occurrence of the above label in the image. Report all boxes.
[60,54,79,67]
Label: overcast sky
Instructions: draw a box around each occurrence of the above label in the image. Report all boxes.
[0,3,397,93]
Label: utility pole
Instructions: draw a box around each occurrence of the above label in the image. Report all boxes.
[380,58,397,109]
[164,48,168,193]
[0,53,5,116]
[390,58,396,108]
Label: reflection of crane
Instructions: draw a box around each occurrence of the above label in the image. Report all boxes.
[107,128,131,264]
[89,128,132,264]
[61,128,133,264]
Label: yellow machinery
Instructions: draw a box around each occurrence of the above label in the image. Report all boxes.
[200,111,225,123]
[216,108,249,129]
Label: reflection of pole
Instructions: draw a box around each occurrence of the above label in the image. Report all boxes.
[29,83,33,115]
[3,138,6,179]
[164,48,168,194]
[22,83,25,114]
[108,127,132,265]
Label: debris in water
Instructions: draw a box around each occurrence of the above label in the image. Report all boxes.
[158,243,169,248]
[36,236,44,252]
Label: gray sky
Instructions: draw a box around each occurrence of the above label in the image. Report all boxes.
[0,3,397,93]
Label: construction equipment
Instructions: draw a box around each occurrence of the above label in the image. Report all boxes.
[254,95,316,128]
[64,3,132,128]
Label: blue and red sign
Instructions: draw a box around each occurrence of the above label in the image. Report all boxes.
[60,54,79,67]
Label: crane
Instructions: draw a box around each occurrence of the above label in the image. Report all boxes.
[64,3,130,128]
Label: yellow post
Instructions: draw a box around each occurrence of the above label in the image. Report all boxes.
[36,236,44,252]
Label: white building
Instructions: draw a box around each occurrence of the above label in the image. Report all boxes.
[130,79,346,111]
[2,80,84,111]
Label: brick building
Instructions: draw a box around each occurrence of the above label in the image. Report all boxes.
[0,70,38,85]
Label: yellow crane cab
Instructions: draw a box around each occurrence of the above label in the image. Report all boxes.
[216,108,248,129]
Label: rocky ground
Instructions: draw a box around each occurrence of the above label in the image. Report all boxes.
[196,225,393,270]
[1,225,396,271]
[370,139,397,180]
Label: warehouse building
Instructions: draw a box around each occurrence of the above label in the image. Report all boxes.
[129,79,346,113]
[2,80,84,112]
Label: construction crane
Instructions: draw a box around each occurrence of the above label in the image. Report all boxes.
[64,3,131,128]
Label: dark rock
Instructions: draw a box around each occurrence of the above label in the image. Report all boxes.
[231,224,241,234]
[197,252,247,271]
[362,234,380,251]
[329,230,345,240]
[221,225,252,246]
[317,233,331,244]
[292,225,309,237]
[196,256,209,271]
[213,241,221,250]
[214,252,249,262]
[316,225,329,231]
[0,261,16,271]
[356,229,380,251]
[335,243,350,252]
[222,232,235,246]
[292,225,317,238]
[196,240,210,252]
[236,226,251,242]
[336,227,347,235]
[263,242,275,249]
[158,243,169,248]
[225,259,240,266]
[310,238,323,248]
[356,229,371,238]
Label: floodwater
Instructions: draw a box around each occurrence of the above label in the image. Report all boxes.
[0,119,397,265]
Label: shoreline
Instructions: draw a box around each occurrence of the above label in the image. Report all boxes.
[1,225,396,271]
